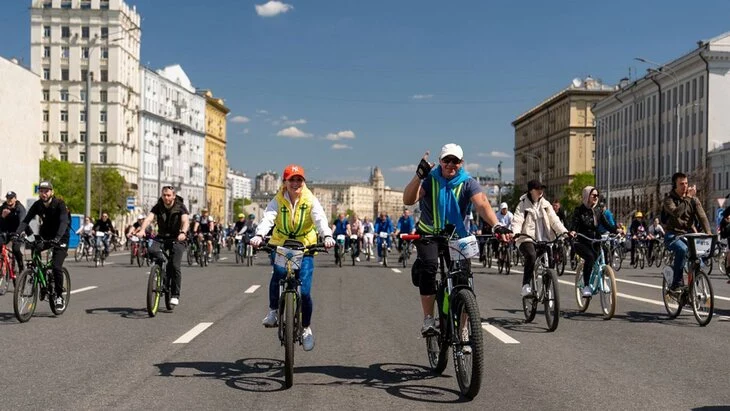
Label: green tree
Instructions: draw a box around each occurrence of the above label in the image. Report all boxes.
[560,172,595,215]
[243,198,252,206]
[233,198,244,217]
[506,184,523,212]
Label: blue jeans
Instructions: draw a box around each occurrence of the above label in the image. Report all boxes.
[664,233,687,286]
[269,253,315,327]
[377,235,392,257]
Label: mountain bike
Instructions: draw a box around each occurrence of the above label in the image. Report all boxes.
[0,233,19,295]
[93,231,108,267]
[74,235,92,262]
[496,235,511,275]
[14,238,70,323]
[573,233,618,319]
[260,240,327,389]
[378,232,390,267]
[402,229,485,399]
[146,238,180,317]
[661,233,715,326]
[516,233,566,332]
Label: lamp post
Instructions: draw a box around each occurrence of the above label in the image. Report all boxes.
[522,152,543,183]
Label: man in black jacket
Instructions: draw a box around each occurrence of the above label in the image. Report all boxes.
[0,191,27,271]
[17,181,70,310]
[135,185,189,306]
[93,212,114,257]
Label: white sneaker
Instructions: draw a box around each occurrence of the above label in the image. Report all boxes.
[262,309,278,327]
[581,286,593,298]
[377,257,382,264]
[170,297,179,306]
[521,284,532,297]
[421,315,436,335]
[302,327,315,351]
[355,257,360,262]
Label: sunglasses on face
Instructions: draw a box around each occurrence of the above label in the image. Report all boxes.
[590,194,598,198]
[441,156,462,165]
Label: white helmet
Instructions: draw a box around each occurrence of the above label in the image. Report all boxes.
[208,217,215,223]
[137,214,145,220]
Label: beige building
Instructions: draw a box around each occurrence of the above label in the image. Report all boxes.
[512,77,613,199]
[202,90,229,219]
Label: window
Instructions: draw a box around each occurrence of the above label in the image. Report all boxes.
[60,132,68,143]
[100,111,107,123]
[61,69,69,81]
[101,47,108,59]
[699,76,705,99]
[80,132,86,142]
[100,70,108,82]
[100,152,107,164]
[43,110,49,122]
[101,27,109,39]
[80,90,86,101]
[43,131,49,142]
[61,111,68,122]
[80,111,86,122]
[692,112,696,135]
[61,46,69,58]
[100,132,107,143]
[43,26,51,37]
[100,0,109,9]
[679,84,683,105]
[43,1,51,9]
[60,89,68,101]
[81,69,88,81]
[61,26,71,38]
[100,90,107,102]
[43,68,50,80]
[42,89,49,101]
[80,0,91,9]
[80,152,85,163]
[61,0,71,9]
[82,26,89,38]
[685,81,690,104]
[672,87,677,107]
[692,79,697,101]
[82,47,89,59]
[60,152,68,162]
[43,46,50,58]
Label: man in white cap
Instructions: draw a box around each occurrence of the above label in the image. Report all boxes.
[497,202,513,228]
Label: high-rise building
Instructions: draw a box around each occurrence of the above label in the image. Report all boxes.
[201,90,229,219]
[31,0,141,190]
[255,171,280,195]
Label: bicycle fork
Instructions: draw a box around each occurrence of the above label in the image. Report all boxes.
[278,281,302,344]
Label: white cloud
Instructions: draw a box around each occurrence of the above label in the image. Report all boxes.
[464,163,481,172]
[484,166,515,173]
[285,118,307,126]
[391,165,416,172]
[331,144,352,150]
[411,94,434,100]
[256,109,269,115]
[325,130,356,141]
[277,126,312,138]
[243,128,250,135]
[255,1,293,17]
[230,115,250,123]
[478,151,511,158]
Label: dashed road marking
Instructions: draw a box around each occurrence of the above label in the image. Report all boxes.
[173,322,214,344]
[391,268,402,273]
[70,286,98,294]
[244,285,261,294]
[482,323,520,344]
[220,257,228,261]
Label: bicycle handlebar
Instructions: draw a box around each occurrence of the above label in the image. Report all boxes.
[259,242,329,255]
[575,232,619,243]
[514,232,569,244]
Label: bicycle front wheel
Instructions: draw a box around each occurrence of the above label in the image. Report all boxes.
[49,268,71,316]
[661,277,682,319]
[0,259,8,296]
[691,270,714,326]
[522,275,537,323]
[599,265,617,320]
[283,292,295,388]
[543,270,560,332]
[13,269,37,323]
[453,289,484,399]
[146,264,162,317]
[187,247,194,266]
[74,244,83,262]
[574,261,590,312]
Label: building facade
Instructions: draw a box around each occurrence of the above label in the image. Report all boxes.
[201,90,229,219]
[138,65,205,213]
[0,56,41,204]
[31,0,142,189]
[254,171,280,195]
[226,168,252,222]
[594,32,730,219]
[513,77,613,200]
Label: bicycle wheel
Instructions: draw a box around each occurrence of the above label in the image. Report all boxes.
[383,245,388,267]
[235,246,240,264]
[543,269,560,332]
[49,268,71,316]
[612,249,622,272]
[146,264,162,317]
[283,292,295,388]
[0,259,8,296]
[453,289,484,399]
[247,245,254,266]
[522,274,537,323]
[661,277,682,319]
[13,269,37,323]
[599,265,617,320]
[691,270,714,326]
[426,305,448,374]
[164,272,173,311]
[504,248,511,275]
[401,249,407,268]
[497,248,504,274]
[655,244,665,268]
[556,246,566,277]
[187,246,194,266]
[74,243,83,262]
[574,260,590,312]
[486,244,492,268]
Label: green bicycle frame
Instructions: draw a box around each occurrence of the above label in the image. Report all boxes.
[28,247,53,289]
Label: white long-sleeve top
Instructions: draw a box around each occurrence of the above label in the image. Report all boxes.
[76,222,94,235]
[255,191,333,239]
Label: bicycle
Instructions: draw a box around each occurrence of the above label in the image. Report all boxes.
[363,233,374,262]
[551,236,568,276]
[661,233,715,326]
[334,234,346,267]
[398,235,412,268]
[129,235,149,267]
[573,233,618,319]
[146,238,180,317]
[260,240,327,389]
[350,234,360,266]
[631,237,649,269]
[93,231,108,267]
[74,235,92,262]
[235,234,245,264]
[477,234,493,268]
[401,229,484,399]
[713,241,728,278]
[186,237,199,266]
[13,237,71,323]
[0,233,19,295]
[496,235,511,275]
[516,233,566,332]
[377,232,390,267]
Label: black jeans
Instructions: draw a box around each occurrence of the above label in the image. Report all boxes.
[148,241,185,297]
[413,239,441,296]
[573,241,598,286]
[49,244,68,297]
[519,242,537,286]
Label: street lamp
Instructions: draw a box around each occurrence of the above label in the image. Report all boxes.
[522,152,544,183]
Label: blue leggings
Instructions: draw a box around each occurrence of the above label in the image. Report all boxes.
[269,254,315,327]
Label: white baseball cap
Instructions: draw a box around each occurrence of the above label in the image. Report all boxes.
[500,202,508,210]
[439,143,464,161]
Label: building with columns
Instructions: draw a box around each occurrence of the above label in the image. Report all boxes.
[138,64,205,212]
[201,90,229,219]
[254,171,280,195]
[31,0,141,190]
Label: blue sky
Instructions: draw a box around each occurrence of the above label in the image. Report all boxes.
[3,0,730,188]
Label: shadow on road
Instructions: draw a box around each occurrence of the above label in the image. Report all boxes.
[485,310,552,333]
[85,306,150,319]
[154,358,469,403]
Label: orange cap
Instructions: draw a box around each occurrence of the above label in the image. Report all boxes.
[283,164,306,181]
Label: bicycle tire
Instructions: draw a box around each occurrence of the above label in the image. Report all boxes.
[74,244,83,262]
[703,257,713,276]
[187,247,194,266]
[383,245,388,267]
[284,292,295,388]
[639,252,645,269]
[49,268,71,316]
[661,277,682,319]
[146,264,162,317]
[612,249,622,272]
[691,270,714,326]
[0,258,8,296]
[426,306,449,374]
[13,268,37,323]
[481,243,487,268]
[164,272,173,311]
[574,261,590,312]
[522,275,537,323]
[599,265,617,320]
[486,245,492,268]
[497,248,504,274]
[235,248,240,264]
[543,269,560,332]
[556,246,566,277]
[505,249,511,275]
[452,289,484,399]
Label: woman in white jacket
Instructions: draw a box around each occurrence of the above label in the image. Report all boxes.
[511,180,569,297]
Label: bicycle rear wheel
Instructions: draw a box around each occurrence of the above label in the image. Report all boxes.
[283,292,295,388]
[74,244,83,262]
[13,269,37,323]
[146,264,162,317]
[453,289,483,399]
[543,269,560,332]
[505,249,511,275]
[574,261,590,312]
[691,270,713,326]
[49,268,71,316]
[661,277,682,319]
[426,306,448,374]
[599,265,617,320]
[0,259,8,296]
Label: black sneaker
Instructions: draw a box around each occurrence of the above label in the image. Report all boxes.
[54,296,65,310]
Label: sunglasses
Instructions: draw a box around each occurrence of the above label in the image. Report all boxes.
[441,156,462,165]
[288,177,305,183]
[162,185,175,191]
[590,194,598,198]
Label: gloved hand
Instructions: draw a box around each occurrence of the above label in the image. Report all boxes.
[492,224,512,235]
[249,235,263,248]
[416,151,434,180]
[324,236,336,249]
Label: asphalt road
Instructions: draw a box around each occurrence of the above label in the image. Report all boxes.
[1,247,729,410]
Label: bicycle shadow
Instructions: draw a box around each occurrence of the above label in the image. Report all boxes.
[0,310,61,324]
[154,358,468,403]
[484,311,552,333]
[561,309,700,327]
[85,306,152,319]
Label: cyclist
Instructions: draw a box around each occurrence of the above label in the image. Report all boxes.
[349,213,363,262]
[16,181,70,310]
[75,216,94,252]
[512,179,569,297]
[331,213,350,261]
[135,185,189,306]
[210,216,222,258]
[403,144,508,335]
[647,217,665,263]
[552,200,566,225]
[197,209,213,262]
[395,209,416,262]
[493,202,514,257]
[719,210,730,279]
[249,164,335,351]
[93,212,114,258]
[569,186,620,297]
[662,172,711,293]
[596,200,616,235]
[0,191,27,271]
[374,211,394,264]
[362,216,375,258]
[629,211,649,265]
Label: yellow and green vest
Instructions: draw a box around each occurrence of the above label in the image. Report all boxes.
[417,176,466,234]
[270,187,318,246]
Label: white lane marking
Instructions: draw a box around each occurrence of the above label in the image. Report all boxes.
[173,322,214,344]
[482,323,520,344]
[244,285,260,294]
[105,262,114,265]
[220,257,228,261]
[391,268,402,273]
[612,278,730,302]
[70,286,97,294]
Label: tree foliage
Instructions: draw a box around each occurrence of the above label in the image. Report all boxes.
[233,198,245,217]
[560,172,596,215]
[506,185,523,212]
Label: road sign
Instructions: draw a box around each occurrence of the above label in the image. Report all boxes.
[717,197,726,207]
[126,196,135,211]
[33,183,39,194]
